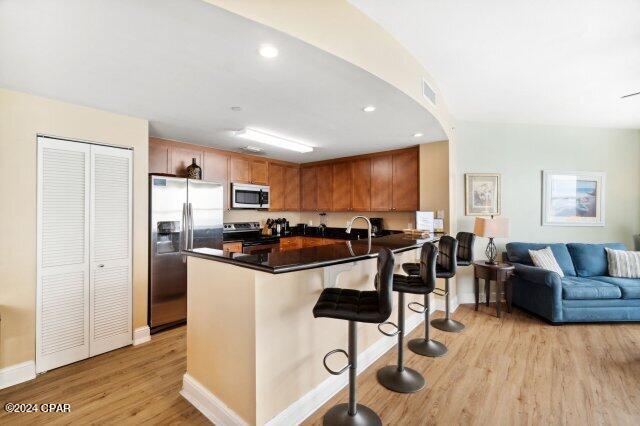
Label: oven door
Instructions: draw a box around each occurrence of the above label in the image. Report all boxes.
[232,183,270,209]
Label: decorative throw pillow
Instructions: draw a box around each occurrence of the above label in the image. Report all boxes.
[528,247,565,277]
[605,248,640,278]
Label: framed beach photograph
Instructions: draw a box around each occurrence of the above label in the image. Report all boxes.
[465,173,501,216]
[542,170,605,226]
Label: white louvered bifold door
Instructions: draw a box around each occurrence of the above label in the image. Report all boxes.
[37,137,91,373]
[89,145,133,356]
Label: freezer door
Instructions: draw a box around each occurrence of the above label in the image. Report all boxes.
[187,179,224,250]
[149,176,187,329]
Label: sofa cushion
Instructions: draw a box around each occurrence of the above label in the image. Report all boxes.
[566,243,627,277]
[506,243,576,276]
[592,276,640,299]
[561,276,621,300]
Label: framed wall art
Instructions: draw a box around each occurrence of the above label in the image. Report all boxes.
[465,173,501,216]
[542,170,605,226]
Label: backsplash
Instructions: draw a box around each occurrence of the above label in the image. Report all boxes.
[224,210,415,231]
[298,211,415,231]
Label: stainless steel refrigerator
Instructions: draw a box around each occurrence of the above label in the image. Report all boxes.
[149,175,224,332]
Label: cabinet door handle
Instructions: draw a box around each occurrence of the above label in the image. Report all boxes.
[98,264,105,268]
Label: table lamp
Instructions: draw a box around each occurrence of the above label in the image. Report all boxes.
[474,216,509,265]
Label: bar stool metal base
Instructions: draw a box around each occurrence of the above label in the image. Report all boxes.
[408,337,448,357]
[377,365,426,393]
[323,403,382,426]
[431,318,465,333]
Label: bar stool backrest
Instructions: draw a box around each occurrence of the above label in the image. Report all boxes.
[456,232,476,263]
[437,235,458,275]
[376,248,395,320]
[419,243,438,293]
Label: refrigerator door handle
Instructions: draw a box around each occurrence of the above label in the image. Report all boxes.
[188,202,194,250]
[181,202,188,263]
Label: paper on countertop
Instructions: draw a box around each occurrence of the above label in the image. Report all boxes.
[415,211,434,232]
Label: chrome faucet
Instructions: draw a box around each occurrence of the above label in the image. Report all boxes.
[346,215,372,253]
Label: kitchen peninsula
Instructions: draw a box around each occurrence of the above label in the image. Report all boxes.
[181,233,438,425]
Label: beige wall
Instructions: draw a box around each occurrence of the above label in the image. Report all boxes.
[0,88,148,370]
[453,122,640,300]
[420,141,450,230]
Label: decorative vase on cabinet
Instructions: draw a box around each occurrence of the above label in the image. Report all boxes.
[186,157,202,179]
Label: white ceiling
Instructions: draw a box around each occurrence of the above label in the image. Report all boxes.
[349,0,640,129]
[0,0,446,163]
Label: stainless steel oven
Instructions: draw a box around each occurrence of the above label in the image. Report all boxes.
[231,183,270,209]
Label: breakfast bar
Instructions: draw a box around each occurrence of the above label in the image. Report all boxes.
[181,234,437,425]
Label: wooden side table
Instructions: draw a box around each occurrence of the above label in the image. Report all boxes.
[473,261,515,318]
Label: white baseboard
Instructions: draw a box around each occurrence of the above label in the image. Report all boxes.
[265,312,424,426]
[181,373,248,426]
[457,292,498,304]
[0,361,36,390]
[432,294,459,313]
[133,326,151,346]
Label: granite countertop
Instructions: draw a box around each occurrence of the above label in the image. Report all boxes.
[184,233,439,274]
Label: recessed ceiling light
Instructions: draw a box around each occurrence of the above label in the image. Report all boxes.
[413,132,424,138]
[236,128,313,153]
[230,106,242,111]
[259,44,279,58]
[362,105,376,112]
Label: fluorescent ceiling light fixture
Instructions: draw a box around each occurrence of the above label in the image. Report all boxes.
[413,132,424,138]
[236,128,313,153]
[259,44,279,58]
[362,105,376,112]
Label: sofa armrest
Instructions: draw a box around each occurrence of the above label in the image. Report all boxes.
[513,263,562,288]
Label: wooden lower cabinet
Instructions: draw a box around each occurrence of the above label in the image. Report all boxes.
[278,236,346,251]
[223,241,243,254]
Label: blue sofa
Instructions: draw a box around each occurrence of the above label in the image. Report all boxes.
[505,242,640,323]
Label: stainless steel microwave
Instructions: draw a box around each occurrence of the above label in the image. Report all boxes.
[231,183,270,209]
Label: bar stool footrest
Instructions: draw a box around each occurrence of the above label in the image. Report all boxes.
[377,321,400,337]
[433,288,447,297]
[322,349,350,375]
[408,301,427,314]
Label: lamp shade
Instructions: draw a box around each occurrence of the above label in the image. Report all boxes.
[474,217,509,238]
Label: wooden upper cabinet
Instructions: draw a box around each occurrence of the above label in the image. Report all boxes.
[392,150,419,211]
[316,165,333,212]
[203,151,228,182]
[370,155,393,211]
[203,151,229,210]
[149,141,170,174]
[300,167,317,211]
[284,166,300,211]
[332,162,352,211]
[269,163,285,211]
[230,157,250,183]
[351,158,371,211]
[171,146,204,177]
[250,160,268,185]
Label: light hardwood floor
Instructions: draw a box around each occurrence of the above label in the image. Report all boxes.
[2,305,639,425]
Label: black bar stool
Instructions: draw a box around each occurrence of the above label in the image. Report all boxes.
[455,232,476,268]
[406,242,448,357]
[430,235,462,332]
[312,248,395,426]
[376,242,439,393]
